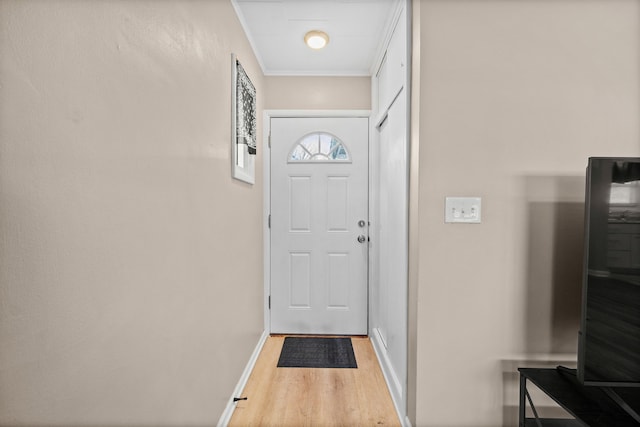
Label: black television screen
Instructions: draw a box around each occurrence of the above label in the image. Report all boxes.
[578,157,640,387]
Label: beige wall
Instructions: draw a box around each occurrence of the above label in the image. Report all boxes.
[413,0,640,426]
[264,76,371,110]
[0,1,264,425]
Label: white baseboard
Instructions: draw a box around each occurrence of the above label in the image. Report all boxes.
[216,330,269,427]
[370,329,411,427]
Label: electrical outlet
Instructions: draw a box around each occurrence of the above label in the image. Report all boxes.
[445,197,482,223]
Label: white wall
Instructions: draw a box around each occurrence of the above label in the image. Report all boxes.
[413,0,640,425]
[0,1,264,425]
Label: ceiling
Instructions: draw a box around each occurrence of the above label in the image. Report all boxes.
[231,0,400,76]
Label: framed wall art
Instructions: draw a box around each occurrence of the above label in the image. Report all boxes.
[231,53,257,184]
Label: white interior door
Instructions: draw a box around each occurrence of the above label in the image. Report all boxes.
[270,117,369,335]
[374,90,408,399]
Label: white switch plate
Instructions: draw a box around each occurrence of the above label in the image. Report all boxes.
[445,197,482,223]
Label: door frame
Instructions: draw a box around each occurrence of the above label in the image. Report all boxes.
[262,110,372,333]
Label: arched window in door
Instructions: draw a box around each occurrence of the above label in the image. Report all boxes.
[288,132,351,163]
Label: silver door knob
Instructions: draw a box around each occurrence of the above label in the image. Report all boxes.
[357,235,366,243]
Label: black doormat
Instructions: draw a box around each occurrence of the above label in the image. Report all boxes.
[277,337,357,368]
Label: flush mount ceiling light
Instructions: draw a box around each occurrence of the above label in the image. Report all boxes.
[304,30,329,50]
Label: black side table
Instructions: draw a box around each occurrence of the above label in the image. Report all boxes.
[518,367,640,426]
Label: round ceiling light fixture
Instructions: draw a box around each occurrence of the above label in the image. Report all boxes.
[304,30,329,50]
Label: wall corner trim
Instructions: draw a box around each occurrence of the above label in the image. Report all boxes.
[370,330,412,427]
[216,330,269,427]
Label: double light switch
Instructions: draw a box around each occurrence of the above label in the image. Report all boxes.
[445,197,482,223]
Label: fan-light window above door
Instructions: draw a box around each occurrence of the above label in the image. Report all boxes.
[288,132,351,163]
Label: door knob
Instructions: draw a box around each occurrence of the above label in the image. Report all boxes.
[358,220,366,228]
[357,235,366,243]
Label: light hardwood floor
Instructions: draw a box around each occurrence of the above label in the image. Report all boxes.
[228,335,401,427]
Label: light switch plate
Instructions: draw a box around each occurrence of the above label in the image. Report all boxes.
[445,197,482,223]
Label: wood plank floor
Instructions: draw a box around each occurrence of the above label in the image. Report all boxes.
[228,335,401,427]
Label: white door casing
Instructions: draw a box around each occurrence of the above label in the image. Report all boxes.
[270,117,369,335]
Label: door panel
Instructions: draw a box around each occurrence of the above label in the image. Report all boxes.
[290,176,311,231]
[270,117,368,335]
[327,176,349,231]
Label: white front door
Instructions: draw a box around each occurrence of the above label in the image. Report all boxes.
[270,117,369,335]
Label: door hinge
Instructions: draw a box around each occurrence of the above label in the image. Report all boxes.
[268,133,271,148]
[268,214,271,228]
[268,295,271,309]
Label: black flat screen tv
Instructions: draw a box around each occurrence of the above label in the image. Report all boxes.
[578,157,640,387]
